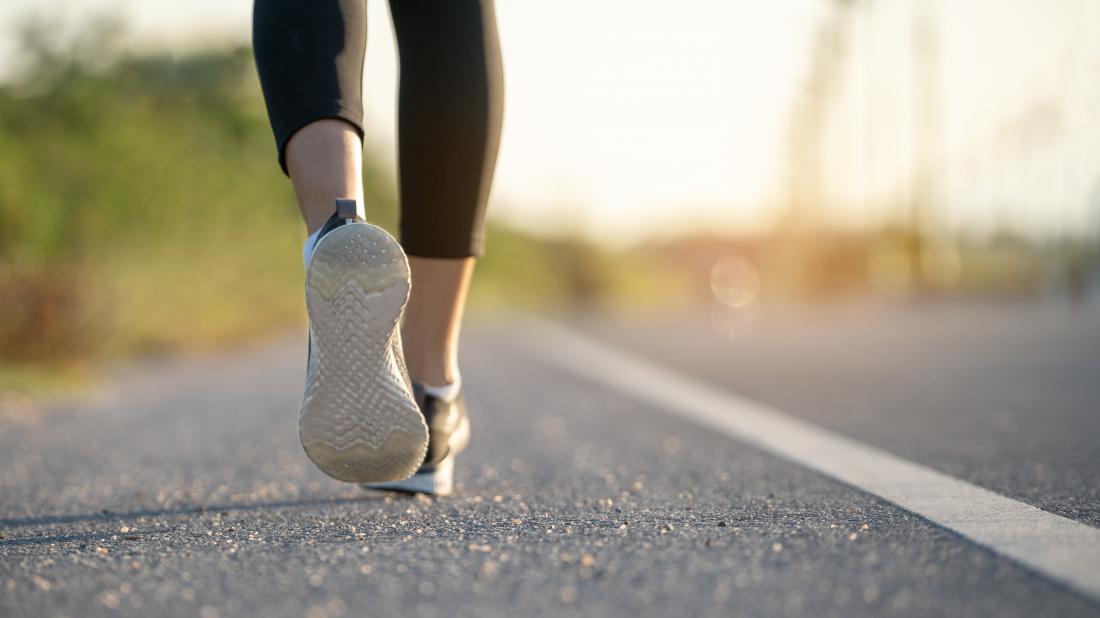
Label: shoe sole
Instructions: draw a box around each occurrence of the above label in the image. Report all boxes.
[366,455,456,496]
[299,223,429,483]
[365,413,470,497]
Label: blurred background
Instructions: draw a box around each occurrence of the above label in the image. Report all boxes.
[1,0,1099,393]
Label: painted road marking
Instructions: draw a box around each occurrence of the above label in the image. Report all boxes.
[522,320,1100,601]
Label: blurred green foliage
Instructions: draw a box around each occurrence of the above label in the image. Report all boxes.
[1,33,311,367]
[0,25,659,380]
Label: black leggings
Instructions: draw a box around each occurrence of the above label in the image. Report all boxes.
[252,0,503,258]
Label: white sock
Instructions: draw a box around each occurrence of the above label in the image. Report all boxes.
[302,227,323,268]
[422,372,461,403]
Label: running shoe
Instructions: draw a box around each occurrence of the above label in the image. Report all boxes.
[365,383,470,496]
[298,199,429,483]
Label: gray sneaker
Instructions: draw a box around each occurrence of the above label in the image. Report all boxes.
[298,199,428,483]
[365,383,471,496]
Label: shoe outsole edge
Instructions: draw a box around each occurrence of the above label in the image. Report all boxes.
[365,411,470,496]
[298,223,429,483]
[365,457,455,496]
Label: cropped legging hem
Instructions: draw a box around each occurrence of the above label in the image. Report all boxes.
[273,101,364,176]
[402,229,485,259]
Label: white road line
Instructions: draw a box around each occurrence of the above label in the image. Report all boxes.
[521,320,1100,601]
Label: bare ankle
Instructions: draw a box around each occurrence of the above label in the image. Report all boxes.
[405,357,458,386]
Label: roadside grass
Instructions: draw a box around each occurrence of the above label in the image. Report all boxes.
[0,360,87,397]
[0,40,659,397]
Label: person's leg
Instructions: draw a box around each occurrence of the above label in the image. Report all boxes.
[254,0,432,485]
[402,257,475,385]
[252,0,368,233]
[389,0,504,388]
[286,120,364,233]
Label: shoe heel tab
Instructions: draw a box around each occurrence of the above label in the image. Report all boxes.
[335,198,363,223]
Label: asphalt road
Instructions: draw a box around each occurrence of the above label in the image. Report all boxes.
[1,301,1098,617]
[573,299,1100,527]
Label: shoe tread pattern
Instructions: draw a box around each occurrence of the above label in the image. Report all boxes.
[299,224,428,483]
